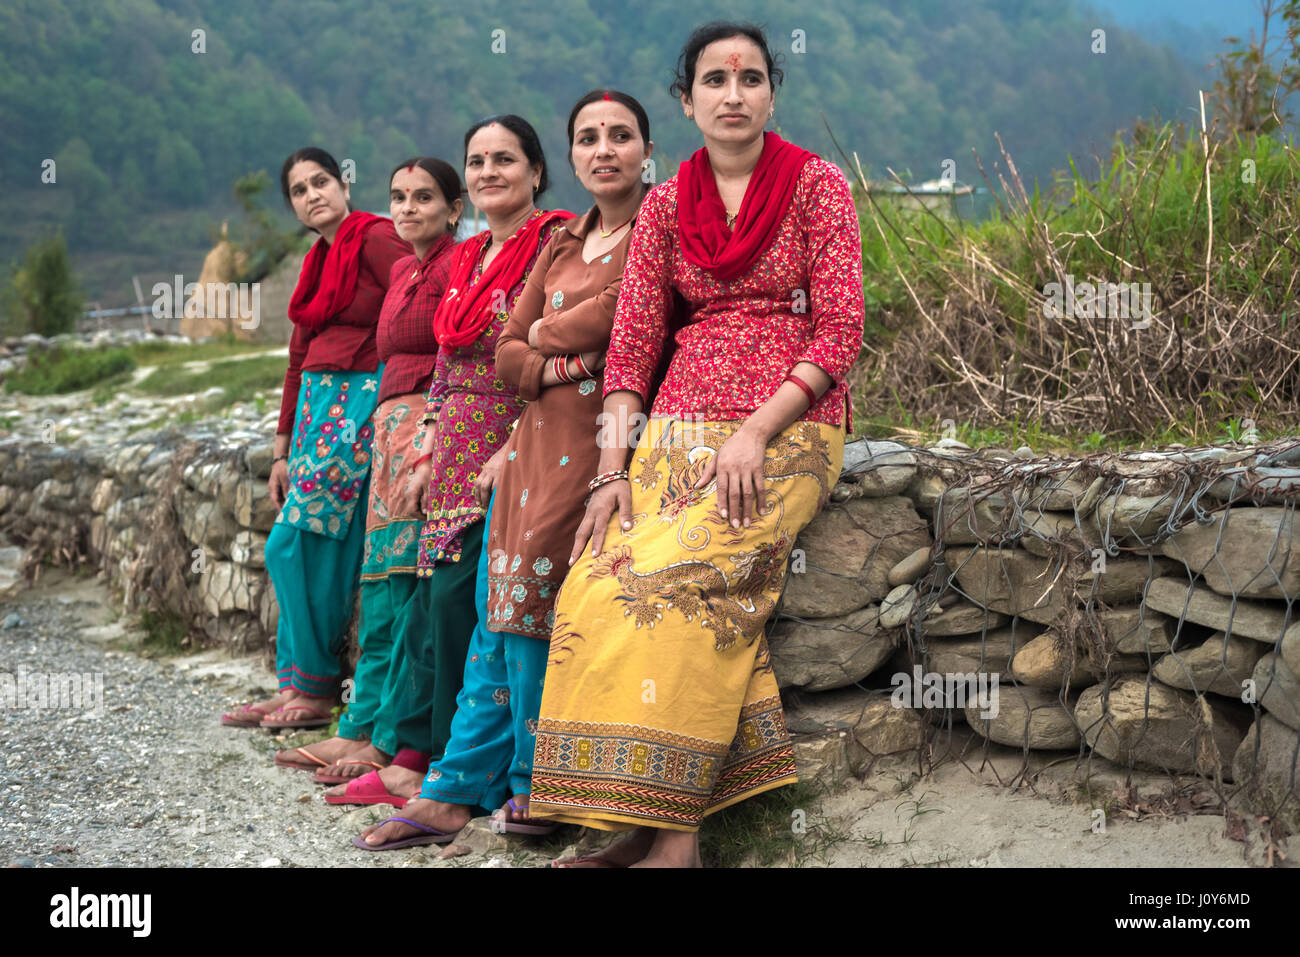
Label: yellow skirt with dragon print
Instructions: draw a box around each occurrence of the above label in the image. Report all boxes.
[528,416,844,831]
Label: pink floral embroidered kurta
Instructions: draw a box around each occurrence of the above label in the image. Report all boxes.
[416,212,568,570]
[603,157,864,429]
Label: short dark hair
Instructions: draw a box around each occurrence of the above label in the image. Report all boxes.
[669,21,784,99]
[388,157,467,233]
[279,146,347,206]
[462,114,550,198]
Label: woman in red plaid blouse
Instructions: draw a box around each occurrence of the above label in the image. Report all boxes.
[273,158,465,784]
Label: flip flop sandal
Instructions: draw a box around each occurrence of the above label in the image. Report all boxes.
[274,747,331,772]
[221,704,270,728]
[310,759,388,785]
[324,770,409,808]
[259,703,334,730]
[351,816,456,851]
[497,797,558,835]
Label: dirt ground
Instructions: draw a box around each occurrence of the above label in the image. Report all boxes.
[0,565,1290,868]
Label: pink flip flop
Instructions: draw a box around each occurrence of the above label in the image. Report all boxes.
[324,770,409,808]
[310,759,387,786]
[259,702,334,730]
[351,816,456,851]
[221,704,270,728]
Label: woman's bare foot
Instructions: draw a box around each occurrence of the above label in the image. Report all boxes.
[321,761,424,801]
[259,693,336,728]
[552,826,656,868]
[276,737,386,776]
[502,794,534,824]
[376,764,425,797]
[629,829,702,868]
[222,688,294,725]
[278,693,336,720]
[356,797,472,847]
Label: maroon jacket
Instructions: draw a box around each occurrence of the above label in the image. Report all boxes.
[277,220,412,434]
[375,232,458,403]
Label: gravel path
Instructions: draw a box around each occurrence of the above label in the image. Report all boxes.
[0,569,567,869]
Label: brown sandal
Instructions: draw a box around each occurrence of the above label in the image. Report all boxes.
[273,746,332,772]
[259,702,334,730]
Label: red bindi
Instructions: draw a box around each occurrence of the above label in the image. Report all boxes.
[725,52,742,71]
[406,164,415,173]
[602,93,611,100]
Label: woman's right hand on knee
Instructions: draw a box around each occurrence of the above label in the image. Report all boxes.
[571,479,631,564]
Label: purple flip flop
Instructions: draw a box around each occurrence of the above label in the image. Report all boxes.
[351,816,456,851]
[497,798,558,835]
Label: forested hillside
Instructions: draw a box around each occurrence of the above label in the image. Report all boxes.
[2,0,1208,304]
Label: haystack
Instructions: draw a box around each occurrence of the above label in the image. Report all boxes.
[181,223,255,340]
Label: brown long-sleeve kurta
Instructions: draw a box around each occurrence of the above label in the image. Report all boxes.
[489,205,632,638]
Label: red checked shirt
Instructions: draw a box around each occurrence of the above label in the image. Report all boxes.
[375,232,458,403]
[603,157,864,429]
[276,221,412,434]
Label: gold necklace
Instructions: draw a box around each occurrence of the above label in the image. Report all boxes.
[598,212,635,238]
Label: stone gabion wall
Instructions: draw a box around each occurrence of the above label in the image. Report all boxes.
[770,437,1300,832]
[2,430,1298,829]
[0,430,281,654]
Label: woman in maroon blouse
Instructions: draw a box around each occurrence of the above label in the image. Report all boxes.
[221,147,411,730]
[273,158,464,783]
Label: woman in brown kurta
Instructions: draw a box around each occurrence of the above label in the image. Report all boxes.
[353,89,654,849]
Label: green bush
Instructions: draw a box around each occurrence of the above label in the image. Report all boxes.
[136,354,286,398]
[1,233,83,336]
[5,346,136,395]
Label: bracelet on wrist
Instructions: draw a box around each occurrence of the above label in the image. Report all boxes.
[408,452,434,476]
[784,372,818,407]
[554,354,580,384]
[588,469,629,492]
[574,353,595,379]
[271,454,288,465]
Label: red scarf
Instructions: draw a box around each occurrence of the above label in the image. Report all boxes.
[677,131,817,283]
[289,210,390,330]
[432,209,574,348]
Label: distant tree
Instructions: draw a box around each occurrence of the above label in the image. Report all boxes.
[230,170,307,283]
[1,232,84,336]
[1211,0,1300,138]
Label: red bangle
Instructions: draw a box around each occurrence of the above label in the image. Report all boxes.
[784,372,818,407]
[574,353,595,379]
[408,452,433,475]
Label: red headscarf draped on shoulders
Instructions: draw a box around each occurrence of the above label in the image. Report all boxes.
[433,208,574,348]
[289,210,391,330]
[676,131,817,283]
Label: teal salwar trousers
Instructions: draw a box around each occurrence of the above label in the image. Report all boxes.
[419,490,549,810]
[265,483,368,696]
[399,518,484,760]
[337,572,434,754]
[267,366,381,697]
